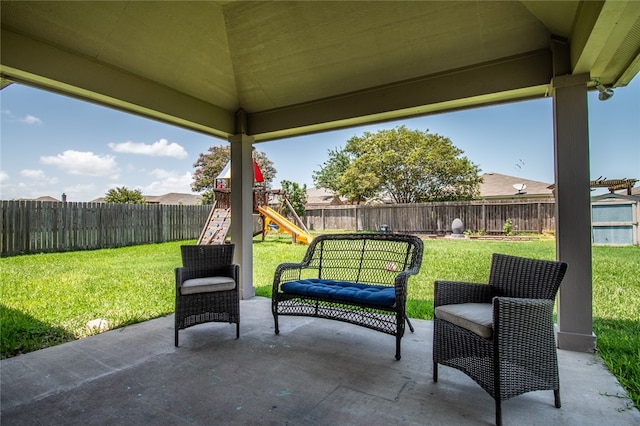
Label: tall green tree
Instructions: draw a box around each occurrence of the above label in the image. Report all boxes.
[313,126,481,203]
[280,180,308,218]
[312,148,352,195]
[191,145,276,203]
[104,186,146,204]
[312,147,378,204]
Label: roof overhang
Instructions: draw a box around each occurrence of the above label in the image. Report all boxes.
[1,1,639,141]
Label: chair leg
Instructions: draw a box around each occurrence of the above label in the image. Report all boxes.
[273,313,280,335]
[236,321,240,339]
[494,345,502,426]
[433,361,438,382]
[554,389,561,408]
[175,328,179,347]
[395,335,401,360]
[405,315,415,333]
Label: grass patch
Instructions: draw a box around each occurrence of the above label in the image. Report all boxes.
[1,236,638,408]
[591,246,640,410]
[1,243,180,356]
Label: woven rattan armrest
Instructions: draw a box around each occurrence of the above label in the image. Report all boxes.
[492,297,555,337]
[272,262,309,290]
[434,280,493,307]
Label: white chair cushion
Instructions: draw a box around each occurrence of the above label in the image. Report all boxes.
[435,303,493,338]
[180,277,236,295]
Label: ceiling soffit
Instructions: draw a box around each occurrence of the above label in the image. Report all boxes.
[570,0,640,86]
[1,1,639,141]
[222,1,551,111]
[248,50,553,141]
[0,1,237,110]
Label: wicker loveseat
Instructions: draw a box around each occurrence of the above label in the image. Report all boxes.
[271,233,423,360]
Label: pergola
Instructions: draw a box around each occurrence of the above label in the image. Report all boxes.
[2,1,639,353]
[549,178,639,195]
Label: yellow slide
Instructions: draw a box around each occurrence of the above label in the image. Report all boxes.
[257,205,313,244]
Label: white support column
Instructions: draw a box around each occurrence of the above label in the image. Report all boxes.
[551,73,596,352]
[229,133,255,300]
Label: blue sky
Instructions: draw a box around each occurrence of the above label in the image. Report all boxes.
[1,78,638,202]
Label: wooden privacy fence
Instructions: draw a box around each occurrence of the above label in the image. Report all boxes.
[2,199,556,256]
[304,199,556,235]
[0,201,212,257]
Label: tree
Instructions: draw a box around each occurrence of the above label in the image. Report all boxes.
[312,148,352,195]
[191,145,276,203]
[313,126,481,203]
[104,186,146,204]
[280,180,308,218]
[312,148,378,204]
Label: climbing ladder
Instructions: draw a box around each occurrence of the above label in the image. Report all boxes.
[197,204,232,245]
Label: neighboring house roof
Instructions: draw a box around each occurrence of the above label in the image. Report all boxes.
[143,193,202,205]
[306,173,554,206]
[479,173,553,199]
[18,196,60,202]
[90,193,202,205]
[306,187,345,206]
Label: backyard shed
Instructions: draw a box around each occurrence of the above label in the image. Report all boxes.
[591,193,640,245]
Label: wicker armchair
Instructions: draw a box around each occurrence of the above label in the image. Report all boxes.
[433,253,567,426]
[174,244,239,346]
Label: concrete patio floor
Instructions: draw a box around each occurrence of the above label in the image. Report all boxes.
[2,297,638,425]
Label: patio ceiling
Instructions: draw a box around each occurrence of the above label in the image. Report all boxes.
[1,1,639,142]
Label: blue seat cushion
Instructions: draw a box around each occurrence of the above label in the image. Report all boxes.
[281,279,396,307]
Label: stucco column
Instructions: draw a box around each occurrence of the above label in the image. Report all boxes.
[229,133,255,300]
[551,73,596,352]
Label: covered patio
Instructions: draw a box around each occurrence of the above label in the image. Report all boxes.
[2,2,640,420]
[3,1,639,353]
[2,298,639,425]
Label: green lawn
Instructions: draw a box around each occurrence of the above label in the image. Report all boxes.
[1,236,638,408]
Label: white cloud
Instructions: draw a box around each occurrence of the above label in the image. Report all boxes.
[20,169,46,179]
[40,150,119,177]
[108,138,188,159]
[0,171,59,200]
[142,169,193,194]
[0,110,42,125]
[21,114,43,125]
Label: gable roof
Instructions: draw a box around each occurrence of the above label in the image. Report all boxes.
[591,192,640,202]
[306,173,554,206]
[479,172,553,199]
[143,193,202,205]
[18,196,60,202]
[306,187,345,206]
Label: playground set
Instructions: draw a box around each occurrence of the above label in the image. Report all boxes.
[197,161,313,245]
